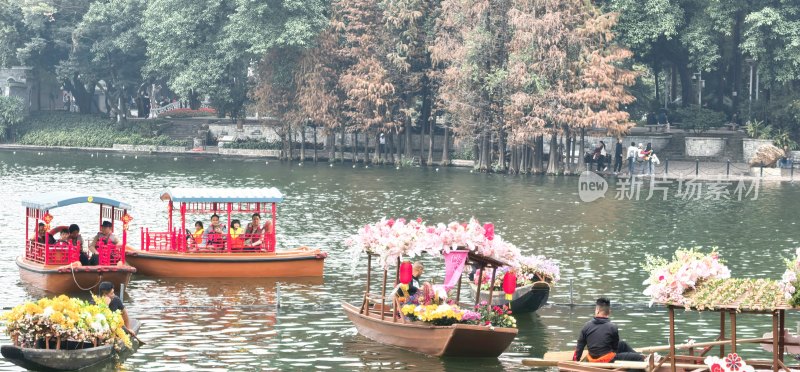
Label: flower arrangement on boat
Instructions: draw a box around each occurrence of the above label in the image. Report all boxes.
[778,248,800,306]
[642,247,731,306]
[400,301,516,328]
[474,255,561,291]
[346,217,535,270]
[1,295,131,349]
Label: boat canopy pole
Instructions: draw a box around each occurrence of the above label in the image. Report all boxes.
[487,267,497,300]
[362,253,372,315]
[474,264,485,306]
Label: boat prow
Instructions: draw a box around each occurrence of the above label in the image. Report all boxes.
[341,301,517,357]
[16,256,135,294]
[470,281,551,313]
[1,319,141,372]
[125,246,326,278]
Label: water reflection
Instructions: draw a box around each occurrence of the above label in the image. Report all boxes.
[1,150,799,371]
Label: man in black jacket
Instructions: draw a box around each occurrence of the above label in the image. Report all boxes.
[573,298,643,362]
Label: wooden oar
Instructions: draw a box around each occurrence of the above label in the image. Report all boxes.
[123,327,145,346]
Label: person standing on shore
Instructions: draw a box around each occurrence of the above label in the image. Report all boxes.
[642,143,654,175]
[626,142,637,176]
[613,139,623,174]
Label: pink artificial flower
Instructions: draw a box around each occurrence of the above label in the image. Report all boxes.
[710,363,723,372]
[484,223,495,241]
[416,217,423,223]
[658,275,665,281]
[387,218,395,227]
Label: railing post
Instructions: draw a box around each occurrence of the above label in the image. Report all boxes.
[665,158,669,176]
[761,162,764,178]
[695,159,699,176]
[726,159,730,176]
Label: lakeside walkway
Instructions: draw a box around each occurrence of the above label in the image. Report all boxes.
[1,144,796,182]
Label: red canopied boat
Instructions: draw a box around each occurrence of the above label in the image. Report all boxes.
[125,188,326,278]
[18,192,136,294]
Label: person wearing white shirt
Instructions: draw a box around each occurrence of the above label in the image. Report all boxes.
[626,142,638,175]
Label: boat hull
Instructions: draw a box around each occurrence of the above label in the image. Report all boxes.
[16,256,135,295]
[471,282,550,313]
[1,319,140,372]
[125,246,326,278]
[342,301,517,357]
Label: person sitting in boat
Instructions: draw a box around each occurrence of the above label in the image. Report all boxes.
[573,298,644,363]
[244,213,264,248]
[88,221,119,265]
[55,229,71,246]
[189,221,204,248]
[30,222,56,245]
[229,219,244,249]
[205,214,226,248]
[98,281,134,335]
[408,262,424,296]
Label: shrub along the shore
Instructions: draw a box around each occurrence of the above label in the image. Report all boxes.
[16,112,188,148]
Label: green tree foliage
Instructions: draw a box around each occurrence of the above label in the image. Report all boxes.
[0,96,25,139]
[62,0,146,122]
[143,0,326,120]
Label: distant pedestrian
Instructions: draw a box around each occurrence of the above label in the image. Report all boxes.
[641,143,654,175]
[613,139,623,173]
[626,142,637,175]
[379,132,386,159]
[596,141,607,172]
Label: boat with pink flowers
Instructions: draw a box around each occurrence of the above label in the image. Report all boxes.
[342,218,541,357]
[470,255,559,313]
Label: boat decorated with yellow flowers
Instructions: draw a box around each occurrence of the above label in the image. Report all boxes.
[0,295,140,372]
[342,218,531,357]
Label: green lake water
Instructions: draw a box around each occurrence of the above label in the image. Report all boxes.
[0,150,798,371]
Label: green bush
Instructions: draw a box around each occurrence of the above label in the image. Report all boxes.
[222,138,281,149]
[0,96,25,140]
[673,105,726,134]
[16,112,188,148]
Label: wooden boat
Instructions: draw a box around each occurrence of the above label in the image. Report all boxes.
[342,301,517,357]
[125,188,326,278]
[1,319,141,372]
[470,281,550,313]
[18,192,136,294]
[343,247,519,358]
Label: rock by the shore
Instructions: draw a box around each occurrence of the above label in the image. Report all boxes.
[749,144,784,167]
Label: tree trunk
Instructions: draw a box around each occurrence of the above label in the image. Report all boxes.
[313,125,318,163]
[339,125,345,163]
[373,131,380,164]
[404,119,412,158]
[532,135,543,174]
[427,116,435,166]
[564,126,571,174]
[731,10,743,116]
[300,122,306,162]
[653,58,661,107]
[497,127,505,172]
[675,60,693,107]
[546,130,559,175]
[327,132,335,161]
[287,125,294,160]
[352,132,358,163]
[578,128,586,170]
[441,126,450,166]
[395,131,402,163]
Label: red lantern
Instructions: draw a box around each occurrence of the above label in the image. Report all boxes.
[399,261,413,285]
[502,271,517,301]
